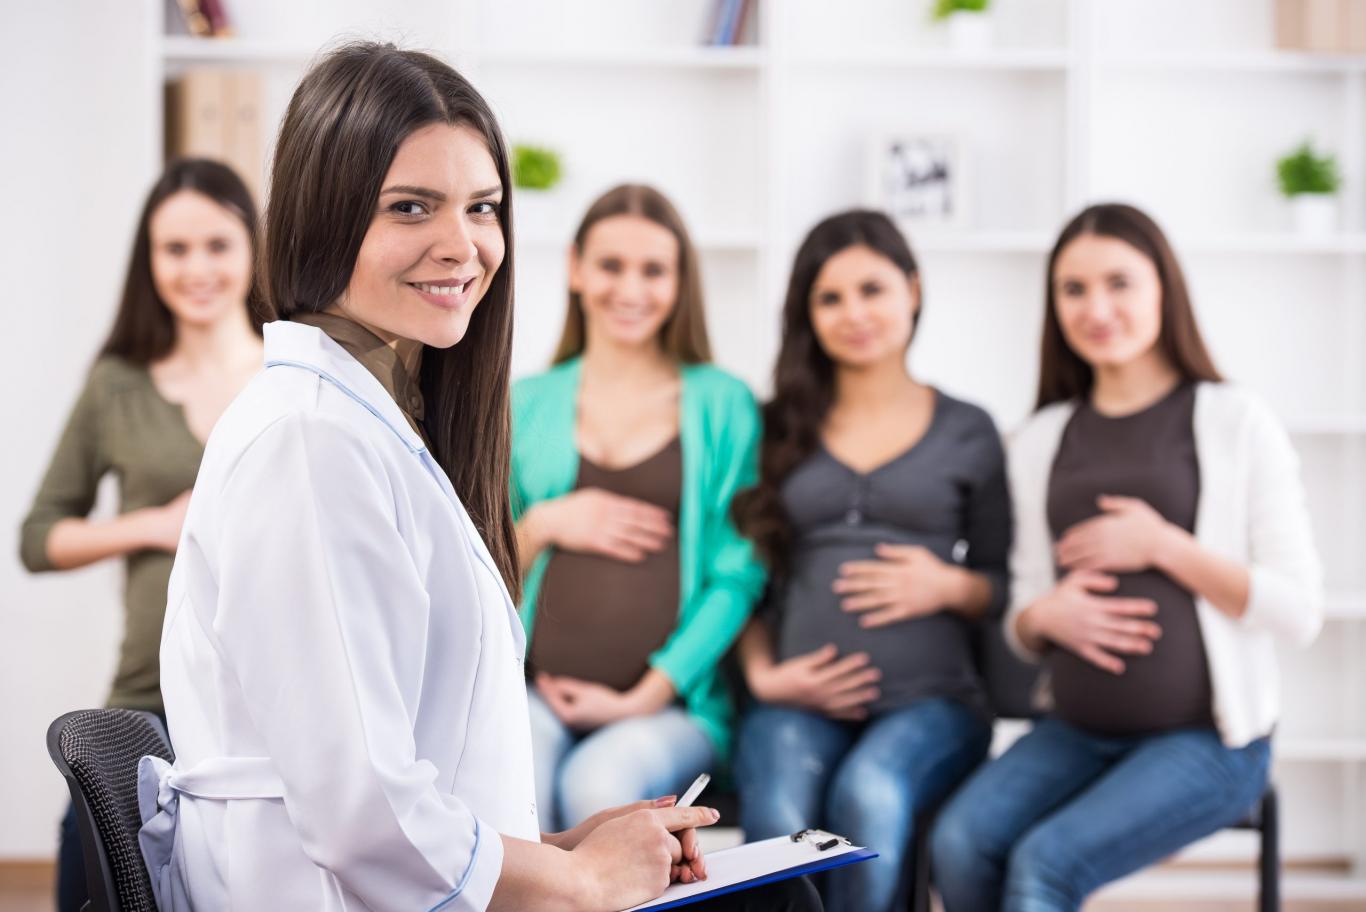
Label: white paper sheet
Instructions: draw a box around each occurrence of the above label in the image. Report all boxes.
[622,834,869,911]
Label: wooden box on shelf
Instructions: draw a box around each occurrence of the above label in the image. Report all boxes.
[1276,0,1366,52]
[164,67,263,199]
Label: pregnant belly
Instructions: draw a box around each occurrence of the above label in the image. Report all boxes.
[1048,571,1214,735]
[775,534,978,711]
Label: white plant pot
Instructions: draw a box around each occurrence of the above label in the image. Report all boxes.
[1289,193,1338,236]
[947,12,994,52]
[514,188,562,240]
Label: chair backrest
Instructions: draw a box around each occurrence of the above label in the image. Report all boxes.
[46,709,173,912]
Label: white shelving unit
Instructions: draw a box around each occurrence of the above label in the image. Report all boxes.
[142,0,1366,900]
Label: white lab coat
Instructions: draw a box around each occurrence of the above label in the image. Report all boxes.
[138,321,540,912]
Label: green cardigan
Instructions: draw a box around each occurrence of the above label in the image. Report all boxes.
[511,357,765,761]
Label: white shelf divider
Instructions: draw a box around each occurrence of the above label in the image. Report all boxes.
[788,47,1070,71]
[479,45,767,71]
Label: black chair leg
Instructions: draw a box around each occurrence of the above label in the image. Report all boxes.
[908,830,932,912]
[1259,786,1280,912]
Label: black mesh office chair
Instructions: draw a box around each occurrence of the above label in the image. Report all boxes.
[46,709,173,912]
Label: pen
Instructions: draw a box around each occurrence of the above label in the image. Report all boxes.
[676,772,711,809]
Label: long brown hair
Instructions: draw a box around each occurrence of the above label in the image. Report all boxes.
[262,41,521,600]
[734,210,921,575]
[552,183,711,364]
[101,158,264,364]
[1037,203,1222,410]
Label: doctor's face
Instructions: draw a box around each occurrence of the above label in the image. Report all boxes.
[336,122,505,349]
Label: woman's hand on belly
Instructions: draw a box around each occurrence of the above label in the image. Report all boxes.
[534,487,674,563]
[749,644,882,721]
[833,543,970,627]
[1017,570,1163,675]
[1055,494,1177,574]
[536,670,670,730]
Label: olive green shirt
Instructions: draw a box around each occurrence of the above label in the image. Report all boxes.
[20,357,204,713]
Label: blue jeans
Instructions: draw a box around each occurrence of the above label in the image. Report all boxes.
[734,698,991,912]
[527,688,715,832]
[930,718,1271,912]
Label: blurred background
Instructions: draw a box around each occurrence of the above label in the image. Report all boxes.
[2,0,1364,909]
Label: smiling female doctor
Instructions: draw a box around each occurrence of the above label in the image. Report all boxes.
[136,43,820,912]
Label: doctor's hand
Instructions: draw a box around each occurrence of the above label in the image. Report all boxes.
[537,673,644,730]
[573,805,719,907]
[537,488,674,563]
[747,644,882,721]
[1055,495,1177,574]
[1016,570,1162,675]
[546,796,680,852]
[834,544,962,627]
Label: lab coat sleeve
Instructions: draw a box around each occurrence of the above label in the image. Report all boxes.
[212,411,504,912]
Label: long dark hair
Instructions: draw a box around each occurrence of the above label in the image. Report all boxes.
[734,210,921,574]
[553,183,711,364]
[262,41,521,600]
[101,158,264,364]
[1037,203,1222,410]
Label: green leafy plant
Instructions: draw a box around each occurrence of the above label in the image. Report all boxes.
[1277,141,1341,197]
[512,144,562,191]
[933,0,991,20]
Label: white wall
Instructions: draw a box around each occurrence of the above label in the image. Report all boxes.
[3,0,1363,880]
[0,3,158,856]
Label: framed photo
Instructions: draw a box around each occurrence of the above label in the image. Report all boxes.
[865,132,968,228]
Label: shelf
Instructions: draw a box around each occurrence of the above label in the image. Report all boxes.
[1179,233,1366,255]
[1283,414,1366,435]
[1099,50,1366,75]
[161,35,319,64]
[790,47,1069,71]
[1277,738,1366,762]
[479,45,767,71]
[908,230,1053,254]
[1095,868,1366,902]
[1326,592,1366,619]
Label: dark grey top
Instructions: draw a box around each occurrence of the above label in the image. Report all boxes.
[1046,382,1215,735]
[768,390,1011,716]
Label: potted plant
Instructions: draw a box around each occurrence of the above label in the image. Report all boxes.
[933,0,993,52]
[512,143,563,236]
[1277,140,1341,236]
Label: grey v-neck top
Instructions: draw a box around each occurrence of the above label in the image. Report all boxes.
[767,391,1012,716]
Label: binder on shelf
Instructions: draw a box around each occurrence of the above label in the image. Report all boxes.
[223,71,263,198]
[165,68,226,160]
[621,830,877,911]
[165,69,263,199]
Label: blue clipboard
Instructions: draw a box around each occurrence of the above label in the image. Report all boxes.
[625,832,878,911]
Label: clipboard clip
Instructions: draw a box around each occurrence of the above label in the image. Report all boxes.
[789,828,852,852]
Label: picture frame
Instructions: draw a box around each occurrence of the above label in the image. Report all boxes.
[865,132,969,229]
